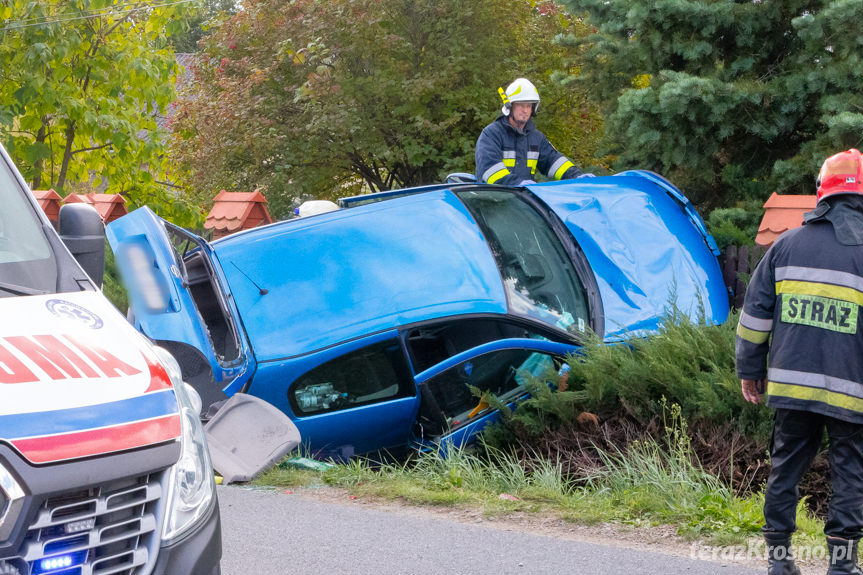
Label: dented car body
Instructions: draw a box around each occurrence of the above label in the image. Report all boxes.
[107,172,729,458]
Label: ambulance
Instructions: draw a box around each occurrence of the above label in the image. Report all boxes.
[0,143,221,574]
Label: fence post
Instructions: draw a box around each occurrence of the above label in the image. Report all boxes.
[720,244,769,310]
[722,245,738,305]
[734,245,750,309]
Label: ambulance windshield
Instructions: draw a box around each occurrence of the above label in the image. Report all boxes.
[0,158,57,296]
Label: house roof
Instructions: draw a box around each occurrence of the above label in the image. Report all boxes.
[31,189,63,221]
[62,192,128,224]
[205,190,273,237]
[756,192,817,247]
[156,52,197,132]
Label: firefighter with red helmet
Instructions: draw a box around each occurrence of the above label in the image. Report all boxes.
[737,149,863,575]
[474,78,589,185]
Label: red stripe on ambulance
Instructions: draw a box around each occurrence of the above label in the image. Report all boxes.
[11,414,182,463]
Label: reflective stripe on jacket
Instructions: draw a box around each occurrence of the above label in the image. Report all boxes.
[475,115,580,185]
[736,220,863,423]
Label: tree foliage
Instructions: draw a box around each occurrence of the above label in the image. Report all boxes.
[170,0,602,219]
[170,0,236,53]
[558,0,863,209]
[0,0,200,225]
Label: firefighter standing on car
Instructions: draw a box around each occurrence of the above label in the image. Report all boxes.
[736,149,863,575]
[475,78,589,186]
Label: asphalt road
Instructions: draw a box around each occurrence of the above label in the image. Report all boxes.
[217,486,762,575]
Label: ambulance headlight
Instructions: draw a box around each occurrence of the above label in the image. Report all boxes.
[152,347,215,544]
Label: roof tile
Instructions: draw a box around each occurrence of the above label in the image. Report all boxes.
[755,193,817,246]
[205,190,272,237]
[60,192,127,223]
[32,189,63,221]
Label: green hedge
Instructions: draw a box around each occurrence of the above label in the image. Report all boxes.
[495,309,772,443]
[479,309,797,502]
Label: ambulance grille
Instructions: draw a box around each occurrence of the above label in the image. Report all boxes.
[19,472,162,575]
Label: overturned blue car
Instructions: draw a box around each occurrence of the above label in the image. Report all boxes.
[107,171,729,458]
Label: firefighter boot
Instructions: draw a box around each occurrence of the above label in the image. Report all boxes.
[827,536,863,575]
[765,533,801,575]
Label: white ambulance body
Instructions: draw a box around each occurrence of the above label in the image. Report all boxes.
[0,143,221,575]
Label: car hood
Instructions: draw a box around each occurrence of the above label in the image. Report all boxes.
[213,189,508,361]
[529,171,729,339]
[0,292,180,464]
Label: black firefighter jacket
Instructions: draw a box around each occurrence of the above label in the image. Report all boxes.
[736,199,863,423]
[475,115,581,185]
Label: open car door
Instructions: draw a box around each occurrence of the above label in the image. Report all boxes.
[106,207,253,408]
[413,338,577,449]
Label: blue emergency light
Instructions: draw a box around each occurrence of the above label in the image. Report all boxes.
[32,551,85,574]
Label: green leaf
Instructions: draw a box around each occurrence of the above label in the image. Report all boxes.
[0,0,182,213]
[22,141,51,164]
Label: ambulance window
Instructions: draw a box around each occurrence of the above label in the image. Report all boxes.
[289,339,415,416]
[0,158,56,295]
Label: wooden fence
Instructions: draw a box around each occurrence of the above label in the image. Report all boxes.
[718,244,767,310]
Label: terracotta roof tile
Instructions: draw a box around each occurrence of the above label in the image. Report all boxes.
[763,193,818,209]
[62,193,92,204]
[32,188,62,202]
[32,189,63,221]
[205,190,272,237]
[88,193,127,223]
[755,193,817,247]
[60,192,127,223]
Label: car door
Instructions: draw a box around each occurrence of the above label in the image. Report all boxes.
[263,331,422,458]
[106,207,253,405]
[412,338,577,449]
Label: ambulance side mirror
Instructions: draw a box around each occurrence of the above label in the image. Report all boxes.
[59,203,106,288]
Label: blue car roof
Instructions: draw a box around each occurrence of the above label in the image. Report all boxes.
[528,174,728,338]
[212,189,508,361]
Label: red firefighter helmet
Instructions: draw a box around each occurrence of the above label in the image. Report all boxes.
[816,148,863,202]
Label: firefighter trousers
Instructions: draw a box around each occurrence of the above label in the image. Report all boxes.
[764,408,863,540]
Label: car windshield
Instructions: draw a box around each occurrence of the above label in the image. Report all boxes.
[0,157,56,296]
[457,189,589,335]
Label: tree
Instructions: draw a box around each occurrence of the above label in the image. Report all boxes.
[557,0,863,209]
[170,0,236,53]
[0,0,200,225]
[169,0,602,219]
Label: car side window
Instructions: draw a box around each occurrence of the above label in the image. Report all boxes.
[0,158,57,294]
[404,317,560,374]
[289,339,414,416]
[420,348,557,433]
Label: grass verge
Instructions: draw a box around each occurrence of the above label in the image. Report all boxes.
[255,408,825,552]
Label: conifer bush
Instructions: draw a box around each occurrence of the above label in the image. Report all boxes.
[483,309,830,509]
[496,309,771,443]
[485,305,800,499]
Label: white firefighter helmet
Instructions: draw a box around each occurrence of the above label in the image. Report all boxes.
[499,78,540,116]
[294,200,340,217]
